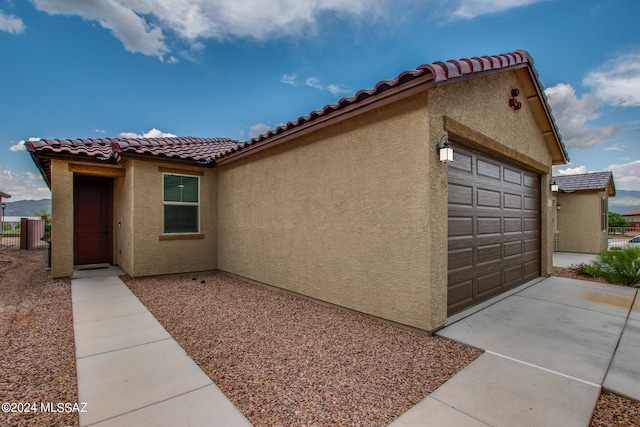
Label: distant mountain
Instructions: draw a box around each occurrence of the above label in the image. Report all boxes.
[2,199,51,217]
[610,190,640,214]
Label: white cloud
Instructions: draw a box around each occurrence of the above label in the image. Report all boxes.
[30,0,384,57]
[545,83,618,149]
[95,129,106,134]
[9,140,26,152]
[0,9,25,34]
[604,145,625,152]
[0,167,51,201]
[584,52,640,107]
[119,128,177,138]
[556,165,587,176]
[31,0,168,56]
[280,74,297,86]
[305,77,352,97]
[327,84,352,97]
[305,77,323,90]
[608,160,640,191]
[450,0,548,20]
[249,123,272,139]
[160,55,179,64]
[610,196,640,208]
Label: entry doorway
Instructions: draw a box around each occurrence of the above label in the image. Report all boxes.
[74,177,113,265]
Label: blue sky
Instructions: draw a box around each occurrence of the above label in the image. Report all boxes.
[1,0,639,206]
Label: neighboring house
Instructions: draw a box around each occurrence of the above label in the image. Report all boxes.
[552,172,615,254]
[0,190,10,204]
[621,208,640,227]
[0,190,10,238]
[0,190,10,220]
[27,50,568,332]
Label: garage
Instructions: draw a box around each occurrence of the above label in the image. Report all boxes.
[447,144,541,315]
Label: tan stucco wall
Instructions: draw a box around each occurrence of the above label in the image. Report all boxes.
[50,159,75,278]
[557,192,608,253]
[114,161,134,274]
[217,92,437,331]
[429,70,556,277]
[50,158,217,278]
[216,70,560,332]
[119,160,218,277]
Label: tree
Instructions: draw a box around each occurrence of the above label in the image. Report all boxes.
[608,211,628,228]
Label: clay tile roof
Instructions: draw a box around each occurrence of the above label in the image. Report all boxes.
[0,191,11,199]
[216,50,562,161]
[26,137,242,164]
[621,208,640,216]
[552,171,615,195]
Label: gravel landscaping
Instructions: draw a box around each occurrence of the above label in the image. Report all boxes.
[0,250,78,427]
[124,272,481,427]
[0,250,638,426]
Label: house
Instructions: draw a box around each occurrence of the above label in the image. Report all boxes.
[552,171,615,253]
[27,50,568,332]
[0,190,10,221]
[621,208,640,228]
[0,190,10,205]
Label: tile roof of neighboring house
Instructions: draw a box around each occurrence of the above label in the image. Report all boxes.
[0,190,11,199]
[621,208,640,217]
[552,171,616,196]
[28,49,569,186]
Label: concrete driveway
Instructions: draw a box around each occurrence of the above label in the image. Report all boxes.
[390,275,639,427]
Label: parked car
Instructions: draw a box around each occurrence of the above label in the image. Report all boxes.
[608,236,640,249]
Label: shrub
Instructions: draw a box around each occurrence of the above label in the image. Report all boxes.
[576,247,640,287]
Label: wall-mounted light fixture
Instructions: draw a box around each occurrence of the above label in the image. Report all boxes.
[436,136,454,163]
[550,181,559,192]
[557,204,561,211]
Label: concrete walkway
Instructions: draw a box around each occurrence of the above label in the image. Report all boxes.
[72,254,639,426]
[553,251,599,268]
[71,267,252,427]
[390,254,639,426]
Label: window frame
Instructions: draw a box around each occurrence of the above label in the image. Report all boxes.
[601,197,608,232]
[162,172,200,234]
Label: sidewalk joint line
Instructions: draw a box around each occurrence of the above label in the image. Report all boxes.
[75,337,173,360]
[485,351,601,388]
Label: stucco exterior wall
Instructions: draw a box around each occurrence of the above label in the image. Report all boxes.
[429,70,556,277]
[114,161,134,274]
[217,92,437,331]
[557,192,608,253]
[50,159,74,278]
[122,160,218,277]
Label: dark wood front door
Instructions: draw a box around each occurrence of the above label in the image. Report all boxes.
[74,177,113,265]
[447,144,541,315]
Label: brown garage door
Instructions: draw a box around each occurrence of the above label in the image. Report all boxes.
[447,144,540,315]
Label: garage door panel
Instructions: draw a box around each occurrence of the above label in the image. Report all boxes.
[447,279,473,313]
[504,265,524,285]
[477,158,501,180]
[478,217,501,234]
[477,272,502,295]
[504,192,523,209]
[477,188,501,208]
[451,151,473,173]
[449,216,473,237]
[477,243,501,264]
[504,167,523,185]
[524,174,538,188]
[448,144,540,315]
[449,183,474,206]
[448,247,473,270]
[504,217,523,232]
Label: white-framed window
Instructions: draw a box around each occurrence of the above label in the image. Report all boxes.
[163,173,199,233]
